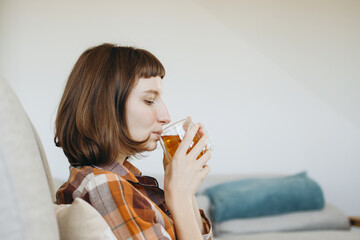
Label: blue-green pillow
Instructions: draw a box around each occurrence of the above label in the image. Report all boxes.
[205,172,324,222]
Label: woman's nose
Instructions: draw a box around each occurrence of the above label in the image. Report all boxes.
[158,101,171,125]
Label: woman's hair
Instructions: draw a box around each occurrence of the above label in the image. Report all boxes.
[54,43,165,166]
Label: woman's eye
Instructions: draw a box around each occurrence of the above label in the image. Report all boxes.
[144,100,154,105]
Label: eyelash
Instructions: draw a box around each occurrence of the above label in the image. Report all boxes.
[144,100,155,105]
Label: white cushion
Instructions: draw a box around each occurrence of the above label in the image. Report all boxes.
[214,203,350,236]
[54,198,117,240]
[214,230,360,240]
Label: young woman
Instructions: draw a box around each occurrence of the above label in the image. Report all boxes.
[55,43,213,239]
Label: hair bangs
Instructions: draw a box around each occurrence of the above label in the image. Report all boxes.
[135,49,165,80]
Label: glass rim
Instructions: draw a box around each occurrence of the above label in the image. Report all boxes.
[161,118,192,135]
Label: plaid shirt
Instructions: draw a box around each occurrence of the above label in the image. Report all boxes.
[56,160,212,239]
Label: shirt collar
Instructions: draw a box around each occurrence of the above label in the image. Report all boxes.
[97,160,142,183]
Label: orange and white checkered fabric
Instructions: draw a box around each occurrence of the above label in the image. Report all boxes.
[56,160,212,239]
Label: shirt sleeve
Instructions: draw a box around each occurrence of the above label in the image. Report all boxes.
[199,209,213,240]
[87,173,175,240]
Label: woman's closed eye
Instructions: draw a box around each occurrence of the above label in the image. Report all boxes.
[144,100,155,105]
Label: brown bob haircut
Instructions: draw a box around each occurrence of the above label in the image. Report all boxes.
[54,43,165,166]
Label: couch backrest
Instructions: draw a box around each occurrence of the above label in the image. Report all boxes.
[151,173,284,194]
[0,77,60,240]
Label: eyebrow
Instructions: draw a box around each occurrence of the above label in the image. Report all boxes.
[143,89,160,95]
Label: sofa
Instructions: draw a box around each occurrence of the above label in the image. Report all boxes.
[0,77,118,240]
[1,76,359,240]
[151,174,360,240]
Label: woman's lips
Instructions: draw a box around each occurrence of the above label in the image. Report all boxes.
[153,131,162,140]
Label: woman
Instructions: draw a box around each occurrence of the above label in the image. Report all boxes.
[55,43,213,239]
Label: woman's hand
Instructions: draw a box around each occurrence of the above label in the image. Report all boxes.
[163,123,212,209]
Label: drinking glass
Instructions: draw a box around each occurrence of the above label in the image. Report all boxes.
[159,118,214,161]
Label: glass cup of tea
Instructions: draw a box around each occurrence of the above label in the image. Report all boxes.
[159,118,214,161]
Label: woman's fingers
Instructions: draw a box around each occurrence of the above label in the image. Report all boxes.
[200,164,211,176]
[177,123,209,161]
[176,123,201,155]
[196,149,212,168]
[182,116,192,132]
[187,133,208,160]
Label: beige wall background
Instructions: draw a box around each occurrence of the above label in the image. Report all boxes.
[1,0,359,215]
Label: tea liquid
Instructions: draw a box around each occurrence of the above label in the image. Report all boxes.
[161,135,204,160]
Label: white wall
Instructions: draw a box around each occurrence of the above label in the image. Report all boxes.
[1,0,359,216]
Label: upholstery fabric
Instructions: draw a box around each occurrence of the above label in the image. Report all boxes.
[31,122,57,202]
[214,203,350,236]
[206,172,324,222]
[214,230,360,240]
[54,198,117,240]
[0,77,59,240]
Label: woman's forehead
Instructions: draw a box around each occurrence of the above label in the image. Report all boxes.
[133,76,163,95]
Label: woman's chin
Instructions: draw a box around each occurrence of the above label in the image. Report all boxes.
[143,140,158,152]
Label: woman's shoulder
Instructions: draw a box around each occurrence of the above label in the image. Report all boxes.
[57,165,129,203]
[65,165,128,191]
[71,165,127,181]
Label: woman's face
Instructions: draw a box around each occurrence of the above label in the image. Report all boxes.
[125,76,171,151]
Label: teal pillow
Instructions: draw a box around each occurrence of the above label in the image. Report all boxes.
[205,172,324,222]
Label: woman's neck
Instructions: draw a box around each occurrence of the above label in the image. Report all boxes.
[116,153,129,164]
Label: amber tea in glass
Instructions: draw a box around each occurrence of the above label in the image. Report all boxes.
[160,119,214,161]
